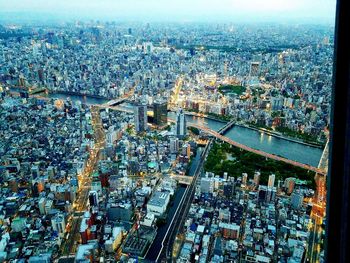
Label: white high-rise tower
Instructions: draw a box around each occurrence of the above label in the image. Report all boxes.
[176,108,186,138]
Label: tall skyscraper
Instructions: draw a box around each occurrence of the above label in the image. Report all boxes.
[153,100,167,127]
[268,174,275,188]
[89,191,99,207]
[134,103,147,133]
[169,137,179,153]
[176,108,186,138]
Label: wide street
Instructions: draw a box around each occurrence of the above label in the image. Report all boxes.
[60,106,106,255]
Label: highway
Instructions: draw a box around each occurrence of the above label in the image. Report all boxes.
[164,141,213,262]
[144,143,211,262]
[144,186,187,262]
[306,140,328,263]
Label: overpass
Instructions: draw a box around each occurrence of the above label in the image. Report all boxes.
[318,139,329,174]
[92,104,133,113]
[171,175,193,185]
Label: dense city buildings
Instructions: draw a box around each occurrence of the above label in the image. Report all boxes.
[0,18,332,263]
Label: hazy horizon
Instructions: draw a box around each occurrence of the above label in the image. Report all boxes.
[0,0,337,25]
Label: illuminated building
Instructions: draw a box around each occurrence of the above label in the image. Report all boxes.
[253,172,260,188]
[268,174,275,188]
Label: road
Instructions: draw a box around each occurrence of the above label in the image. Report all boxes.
[144,144,210,262]
[60,105,106,255]
[169,76,183,108]
[144,186,187,262]
[11,88,324,175]
[306,140,328,263]
[164,141,212,262]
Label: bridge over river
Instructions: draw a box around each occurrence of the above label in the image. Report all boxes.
[94,103,326,175]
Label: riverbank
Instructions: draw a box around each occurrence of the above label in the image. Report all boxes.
[240,124,324,149]
[6,87,322,166]
[48,90,109,100]
[9,87,110,101]
[183,111,228,123]
[204,141,316,189]
[182,108,323,149]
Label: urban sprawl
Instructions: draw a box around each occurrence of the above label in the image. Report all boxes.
[0,22,331,263]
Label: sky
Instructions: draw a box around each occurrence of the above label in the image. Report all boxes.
[0,0,337,24]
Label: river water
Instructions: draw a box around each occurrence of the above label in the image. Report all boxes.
[42,92,323,167]
[168,113,322,167]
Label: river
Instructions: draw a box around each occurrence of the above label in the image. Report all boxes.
[35,91,323,167]
[168,112,323,167]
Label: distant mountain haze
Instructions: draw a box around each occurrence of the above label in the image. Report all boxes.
[0,0,336,24]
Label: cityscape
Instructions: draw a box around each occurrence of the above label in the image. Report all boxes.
[0,1,336,263]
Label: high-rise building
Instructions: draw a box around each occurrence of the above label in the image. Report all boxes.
[31,165,39,179]
[186,143,191,159]
[176,108,186,138]
[144,42,153,54]
[291,191,304,209]
[153,100,167,126]
[270,97,284,111]
[169,137,179,154]
[284,177,296,195]
[38,197,46,215]
[242,173,248,186]
[266,187,277,203]
[134,103,147,133]
[200,177,214,194]
[253,172,260,187]
[268,174,275,188]
[223,182,235,197]
[258,185,276,203]
[89,191,99,207]
[51,213,66,235]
